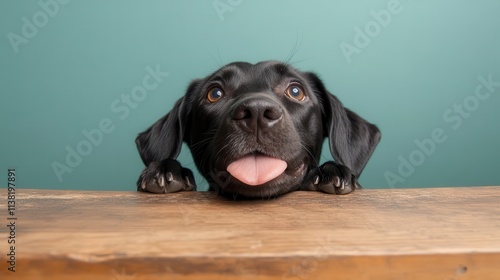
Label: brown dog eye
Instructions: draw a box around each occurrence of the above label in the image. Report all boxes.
[207,87,224,103]
[285,84,306,101]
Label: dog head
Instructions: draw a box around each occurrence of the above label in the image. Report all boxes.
[136,61,380,197]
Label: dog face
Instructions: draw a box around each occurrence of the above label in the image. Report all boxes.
[136,61,380,198]
[187,61,325,197]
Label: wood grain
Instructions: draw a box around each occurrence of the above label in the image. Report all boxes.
[1,187,499,279]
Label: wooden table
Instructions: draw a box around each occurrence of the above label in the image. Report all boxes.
[1,187,499,279]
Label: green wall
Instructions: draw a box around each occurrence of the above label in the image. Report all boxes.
[1,0,499,191]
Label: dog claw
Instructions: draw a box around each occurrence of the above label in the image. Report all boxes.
[313,175,320,185]
[333,176,341,187]
[166,172,174,182]
[141,181,146,190]
[185,176,195,190]
[340,181,345,191]
[158,175,166,187]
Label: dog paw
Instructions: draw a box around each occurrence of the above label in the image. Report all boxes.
[137,159,196,193]
[306,161,360,195]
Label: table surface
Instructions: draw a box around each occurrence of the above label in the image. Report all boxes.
[1,186,499,279]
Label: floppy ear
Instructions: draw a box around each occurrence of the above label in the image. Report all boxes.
[306,73,381,178]
[135,97,189,165]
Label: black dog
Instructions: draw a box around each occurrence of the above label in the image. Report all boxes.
[136,61,381,198]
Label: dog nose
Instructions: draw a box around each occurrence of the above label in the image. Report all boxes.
[231,98,283,134]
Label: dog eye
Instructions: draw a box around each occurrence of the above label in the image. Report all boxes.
[285,84,306,101]
[207,87,224,103]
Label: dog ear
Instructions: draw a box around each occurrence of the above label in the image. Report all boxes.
[306,73,381,177]
[135,81,198,165]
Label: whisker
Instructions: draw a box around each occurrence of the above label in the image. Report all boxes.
[217,48,224,67]
[284,32,303,64]
[300,141,319,167]
[288,57,313,66]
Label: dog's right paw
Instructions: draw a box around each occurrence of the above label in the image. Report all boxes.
[137,159,196,193]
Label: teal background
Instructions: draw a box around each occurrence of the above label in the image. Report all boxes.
[1,0,499,191]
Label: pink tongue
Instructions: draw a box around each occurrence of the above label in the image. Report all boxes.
[227,154,287,186]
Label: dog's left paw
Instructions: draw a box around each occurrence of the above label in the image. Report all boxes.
[305,161,360,195]
[137,159,196,193]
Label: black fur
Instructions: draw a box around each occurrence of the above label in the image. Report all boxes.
[136,61,381,198]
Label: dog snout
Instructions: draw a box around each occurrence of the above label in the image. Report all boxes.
[231,97,283,135]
